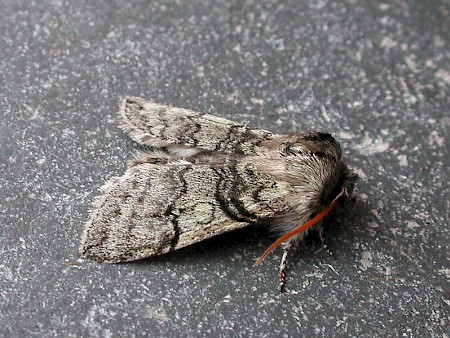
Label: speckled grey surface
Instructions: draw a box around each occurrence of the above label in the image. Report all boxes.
[1,0,449,337]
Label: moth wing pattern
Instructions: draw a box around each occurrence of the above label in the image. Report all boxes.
[79,160,291,263]
[118,96,276,155]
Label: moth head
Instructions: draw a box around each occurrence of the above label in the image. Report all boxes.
[320,161,358,209]
[253,133,358,266]
[278,132,341,161]
[273,133,355,203]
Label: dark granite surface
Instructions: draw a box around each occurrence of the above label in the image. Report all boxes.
[1,0,449,336]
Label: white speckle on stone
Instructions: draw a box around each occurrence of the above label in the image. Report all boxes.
[371,209,381,220]
[380,129,389,136]
[351,100,363,108]
[398,154,408,166]
[353,133,390,154]
[390,228,402,236]
[353,167,367,180]
[250,97,264,106]
[428,130,444,147]
[443,299,450,309]
[435,69,450,85]
[403,94,417,105]
[320,105,331,122]
[196,65,204,78]
[381,36,397,50]
[232,44,241,53]
[407,221,420,229]
[358,193,368,201]
[82,304,101,335]
[413,209,431,221]
[405,56,418,73]
[339,130,356,140]
[379,16,389,25]
[143,305,170,323]
[310,0,326,9]
[438,268,450,280]
[425,59,436,68]
[434,35,445,48]
[360,251,373,270]
[61,128,75,138]
[379,3,390,10]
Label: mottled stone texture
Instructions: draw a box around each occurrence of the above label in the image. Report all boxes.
[0,0,448,337]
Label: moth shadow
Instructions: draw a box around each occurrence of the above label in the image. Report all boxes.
[131,199,371,267]
[275,198,372,264]
[132,225,264,267]
[314,198,371,255]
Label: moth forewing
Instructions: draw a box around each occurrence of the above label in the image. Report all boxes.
[118,96,275,155]
[79,160,292,263]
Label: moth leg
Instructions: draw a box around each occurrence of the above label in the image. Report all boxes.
[279,242,293,293]
[319,225,335,259]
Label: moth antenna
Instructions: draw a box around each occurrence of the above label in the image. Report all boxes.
[253,188,347,267]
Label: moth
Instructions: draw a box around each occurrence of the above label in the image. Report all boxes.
[79,96,358,291]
